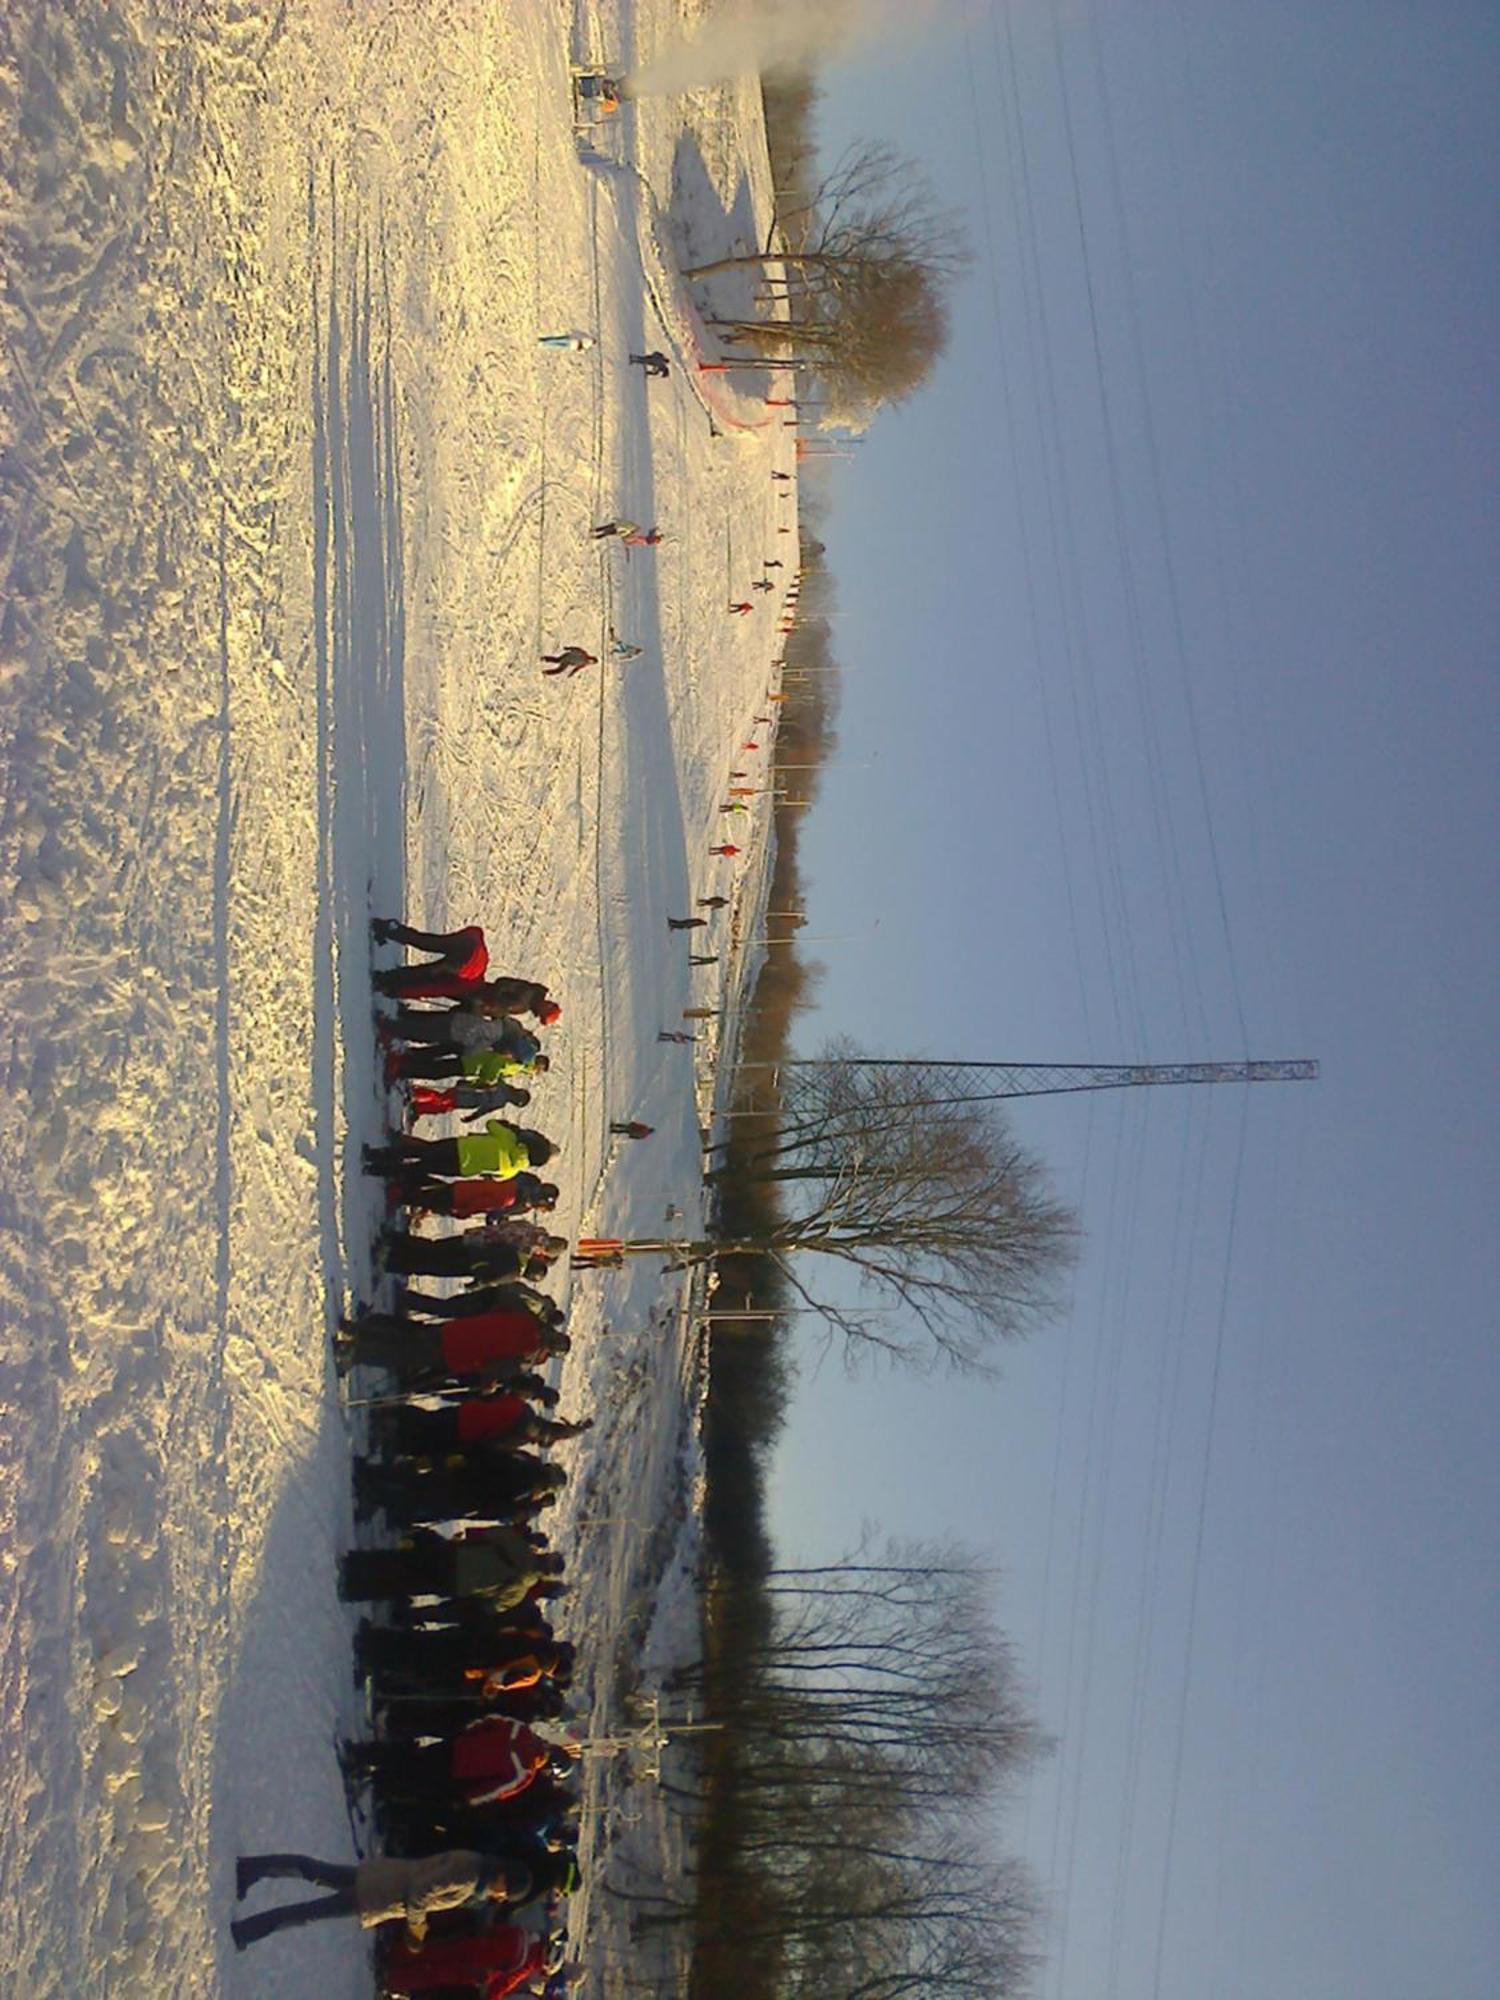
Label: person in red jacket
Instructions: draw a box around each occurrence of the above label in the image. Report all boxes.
[383,1926,578,1997]
[335,1308,566,1382]
[709,843,740,857]
[372,921,490,996]
[344,1719,577,1810]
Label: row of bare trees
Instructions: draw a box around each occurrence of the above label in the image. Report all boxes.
[667,541,1058,1996]
[641,1550,1042,2000]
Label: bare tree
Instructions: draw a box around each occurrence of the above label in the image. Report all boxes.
[683,140,968,421]
[649,1544,1043,1998]
[641,1040,1076,1372]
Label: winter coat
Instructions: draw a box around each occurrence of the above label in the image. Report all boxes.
[440,1178,522,1219]
[456,1394,531,1444]
[454,1122,530,1180]
[450,1717,552,1804]
[472,978,552,1018]
[462,1043,538,1084]
[448,1009,518,1053]
[439,1312,551,1374]
[383,1925,547,1997]
[450,1532,546,1608]
[352,1848,487,1930]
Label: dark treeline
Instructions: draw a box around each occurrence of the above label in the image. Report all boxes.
[678,543,1043,1998]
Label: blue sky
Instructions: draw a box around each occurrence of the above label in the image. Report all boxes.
[766,4,1499,1995]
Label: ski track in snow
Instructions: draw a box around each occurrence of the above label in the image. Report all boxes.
[0,1,792,1993]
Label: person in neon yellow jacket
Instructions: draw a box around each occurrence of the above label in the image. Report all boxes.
[362,1122,556,1183]
[388,1041,550,1090]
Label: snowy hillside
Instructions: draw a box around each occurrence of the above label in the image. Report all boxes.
[0,2,792,1992]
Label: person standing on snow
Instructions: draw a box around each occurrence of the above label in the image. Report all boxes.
[394,1173,560,1221]
[590,519,640,540]
[629,351,671,377]
[362,1121,556,1183]
[372,919,489,993]
[541,646,597,677]
[339,1527,563,1609]
[609,634,644,659]
[383,1926,582,1997]
[667,915,708,931]
[230,1848,513,1951]
[709,844,740,858]
[609,1121,654,1140]
[335,1308,567,1384]
[727,601,753,615]
[388,1035,549,1087]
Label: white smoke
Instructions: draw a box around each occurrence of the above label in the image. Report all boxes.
[627,0,954,98]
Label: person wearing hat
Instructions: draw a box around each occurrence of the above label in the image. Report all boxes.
[344,1718,579,1811]
[362,1122,556,1184]
[383,1923,579,1996]
[335,1305,567,1383]
[372,919,490,990]
[389,1026,549,1086]
[230,1847,514,1950]
[339,1528,562,1610]
[396,1174,561,1221]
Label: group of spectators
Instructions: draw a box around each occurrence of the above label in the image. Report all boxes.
[233,921,586,1996]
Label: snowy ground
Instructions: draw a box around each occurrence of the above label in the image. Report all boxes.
[0,3,793,1992]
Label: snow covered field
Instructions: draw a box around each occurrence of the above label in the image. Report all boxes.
[0,3,792,1991]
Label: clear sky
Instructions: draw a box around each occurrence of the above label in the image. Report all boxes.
[766,4,1500,1996]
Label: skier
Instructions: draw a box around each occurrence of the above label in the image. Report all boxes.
[609,634,644,660]
[377,1396,590,1461]
[698,894,730,910]
[388,1028,549,1085]
[537,333,595,350]
[363,1122,556,1183]
[337,1305,566,1381]
[541,647,597,677]
[383,1926,579,1997]
[590,519,661,546]
[772,470,792,481]
[353,1452,567,1530]
[728,600,753,615]
[374,1231,532,1282]
[658,1030,698,1044]
[407,1078,532,1120]
[629,350,670,377]
[609,1121,654,1140]
[397,1174,560,1221]
[709,844,740,858]
[382,974,560,1020]
[372,920,490,994]
[230,1848,512,1950]
[667,915,707,931]
[339,1529,563,1609]
[689,954,719,967]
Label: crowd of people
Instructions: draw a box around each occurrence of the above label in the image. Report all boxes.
[234,920,587,1997]
[231,249,804,1984]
